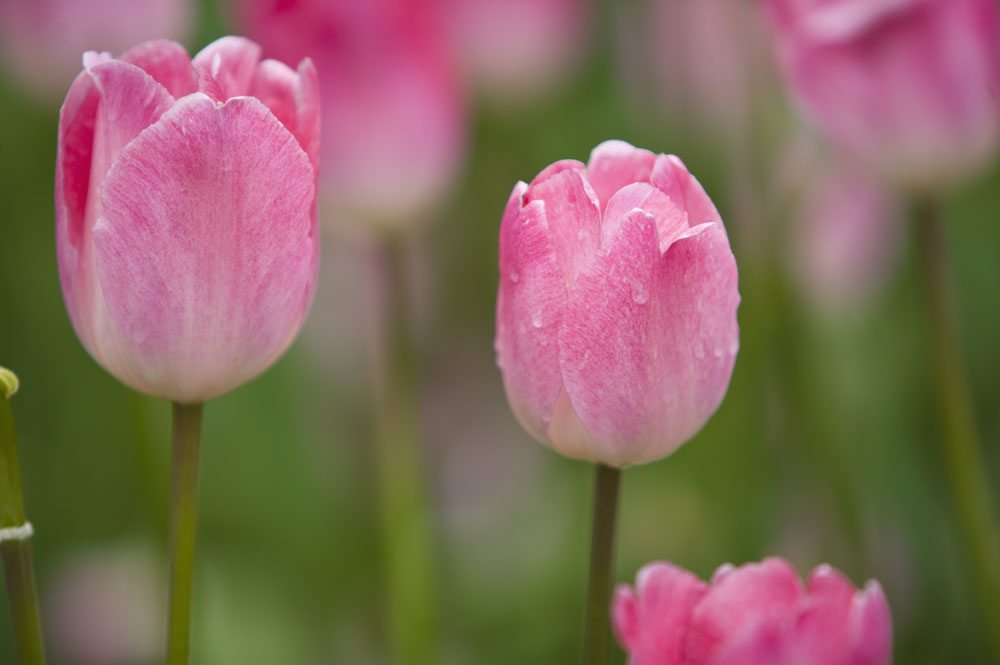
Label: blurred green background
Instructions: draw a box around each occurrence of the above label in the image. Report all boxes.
[2,0,1000,663]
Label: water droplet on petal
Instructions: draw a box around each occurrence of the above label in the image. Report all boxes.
[531,311,544,328]
[509,269,520,283]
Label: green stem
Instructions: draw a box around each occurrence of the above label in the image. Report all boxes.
[0,368,45,665]
[371,236,439,665]
[913,200,1000,662]
[582,464,621,665]
[166,402,204,665]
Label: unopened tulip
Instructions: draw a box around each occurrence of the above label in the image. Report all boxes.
[766,0,1000,190]
[234,0,466,227]
[55,37,320,403]
[495,140,740,467]
[613,558,892,665]
[0,0,192,100]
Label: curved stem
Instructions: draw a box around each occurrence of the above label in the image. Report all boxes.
[166,402,204,665]
[913,199,1000,662]
[0,369,46,665]
[582,464,621,665]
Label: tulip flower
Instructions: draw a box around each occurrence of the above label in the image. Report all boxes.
[436,0,588,104]
[495,140,739,665]
[765,0,1000,191]
[55,36,320,404]
[55,36,319,665]
[0,0,192,100]
[234,0,466,227]
[613,558,893,665]
[495,140,740,468]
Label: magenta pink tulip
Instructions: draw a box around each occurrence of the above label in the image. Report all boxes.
[234,0,466,227]
[0,0,192,100]
[613,558,892,665]
[766,0,1000,190]
[55,37,320,403]
[494,141,740,467]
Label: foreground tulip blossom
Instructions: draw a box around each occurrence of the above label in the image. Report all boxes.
[235,0,465,227]
[55,36,320,403]
[613,558,893,665]
[765,0,1000,190]
[495,140,740,467]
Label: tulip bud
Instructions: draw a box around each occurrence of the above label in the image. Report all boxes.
[494,141,740,467]
[613,558,893,665]
[765,0,1000,190]
[55,37,320,403]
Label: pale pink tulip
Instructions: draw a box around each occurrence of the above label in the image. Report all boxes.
[495,140,740,467]
[766,0,1000,190]
[436,0,588,103]
[0,0,192,100]
[234,0,466,227]
[613,558,892,665]
[55,37,320,403]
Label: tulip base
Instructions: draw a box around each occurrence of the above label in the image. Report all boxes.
[166,402,204,665]
[582,464,621,665]
[913,199,1000,661]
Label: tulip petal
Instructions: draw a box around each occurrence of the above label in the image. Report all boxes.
[586,140,656,212]
[613,562,709,665]
[251,57,321,171]
[603,183,689,252]
[559,212,739,466]
[192,36,262,101]
[496,183,566,443]
[120,39,197,99]
[523,167,600,288]
[93,93,317,402]
[846,581,892,665]
[55,69,101,332]
[686,558,802,665]
[650,154,723,229]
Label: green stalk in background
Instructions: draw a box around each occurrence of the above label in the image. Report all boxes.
[582,464,621,665]
[0,367,45,665]
[371,236,439,665]
[166,402,204,665]
[913,200,1000,662]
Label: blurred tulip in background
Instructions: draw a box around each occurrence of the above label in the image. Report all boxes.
[0,0,192,100]
[235,0,466,228]
[766,0,1000,190]
[495,141,740,467]
[55,37,320,402]
[435,0,588,106]
[613,557,892,665]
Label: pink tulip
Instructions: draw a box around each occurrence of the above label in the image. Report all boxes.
[0,0,192,100]
[494,140,740,467]
[613,558,893,665]
[436,0,588,103]
[55,37,320,403]
[765,0,1000,190]
[233,0,466,227]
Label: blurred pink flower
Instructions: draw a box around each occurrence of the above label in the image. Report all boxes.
[765,0,1000,190]
[46,543,161,665]
[436,0,588,104]
[624,0,772,131]
[495,140,740,467]
[0,0,192,100]
[235,0,467,227]
[56,37,320,402]
[613,558,892,665]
